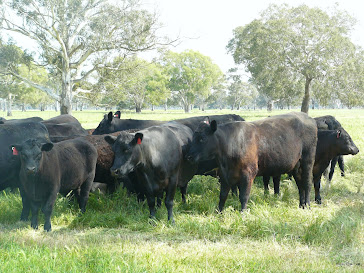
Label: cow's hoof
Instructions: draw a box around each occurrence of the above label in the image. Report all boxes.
[315,199,322,204]
[31,223,38,230]
[148,217,157,226]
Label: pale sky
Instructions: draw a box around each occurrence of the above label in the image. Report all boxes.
[144,0,364,73]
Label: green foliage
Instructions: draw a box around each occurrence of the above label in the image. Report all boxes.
[97,56,169,112]
[226,68,258,110]
[160,50,224,112]
[0,109,363,272]
[227,4,364,112]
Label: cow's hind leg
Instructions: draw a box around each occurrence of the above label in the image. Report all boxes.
[273,175,281,195]
[218,179,231,212]
[165,173,178,223]
[78,173,94,213]
[313,175,322,204]
[263,176,270,194]
[298,150,315,208]
[180,184,187,203]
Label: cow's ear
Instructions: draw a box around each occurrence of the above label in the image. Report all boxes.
[203,117,210,125]
[336,129,342,139]
[41,142,54,152]
[107,111,113,122]
[210,120,217,133]
[10,144,22,155]
[114,111,121,119]
[134,133,143,145]
[104,135,117,145]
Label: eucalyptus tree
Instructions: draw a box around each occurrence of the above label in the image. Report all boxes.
[226,68,258,110]
[227,4,361,113]
[98,56,168,112]
[160,50,224,113]
[0,39,32,115]
[0,0,168,114]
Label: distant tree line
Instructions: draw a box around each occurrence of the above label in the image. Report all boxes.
[0,1,363,115]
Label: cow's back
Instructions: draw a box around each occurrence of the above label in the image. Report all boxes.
[42,138,97,193]
[215,112,317,177]
[0,122,50,189]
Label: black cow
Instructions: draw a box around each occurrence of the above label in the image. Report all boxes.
[0,116,43,124]
[93,112,164,135]
[176,114,244,131]
[314,115,344,180]
[186,112,317,210]
[42,114,88,142]
[263,128,359,203]
[105,122,197,223]
[0,121,50,220]
[312,128,359,203]
[93,111,244,135]
[11,138,97,231]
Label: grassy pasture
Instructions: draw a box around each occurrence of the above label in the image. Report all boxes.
[0,109,363,272]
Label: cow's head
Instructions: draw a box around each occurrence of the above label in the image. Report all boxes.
[92,112,117,135]
[10,138,54,175]
[334,128,359,155]
[105,131,144,177]
[186,119,218,164]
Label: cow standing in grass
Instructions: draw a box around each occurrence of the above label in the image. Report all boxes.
[105,122,197,223]
[11,138,97,231]
[0,121,50,220]
[186,112,317,210]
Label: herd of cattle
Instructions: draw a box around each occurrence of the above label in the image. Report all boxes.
[0,111,359,231]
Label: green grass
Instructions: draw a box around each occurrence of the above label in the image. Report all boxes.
[1,108,363,272]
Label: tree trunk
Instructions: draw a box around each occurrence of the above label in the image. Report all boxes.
[40,104,45,111]
[201,103,205,111]
[60,68,73,115]
[183,103,190,113]
[311,98,315,110]
[301,76,312,113]
[136,105,142,113]
[21,103,26,112]
[6,94,12,116]
[80,103,84,111]
[164,99,167,111]
[151,104,154,111]
[267,100,273,112]
[55,101,58,112]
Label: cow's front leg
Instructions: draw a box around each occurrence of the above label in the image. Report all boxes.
[218,178,231,212]
[42,191,58,232]
[237,172,254,211]
[30,201,41,230]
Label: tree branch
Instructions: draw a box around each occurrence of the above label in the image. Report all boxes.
[9,71,60,101]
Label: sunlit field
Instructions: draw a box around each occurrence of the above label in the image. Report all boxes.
[0,108,363,272]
